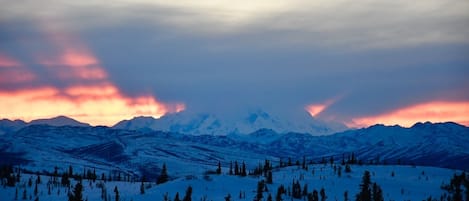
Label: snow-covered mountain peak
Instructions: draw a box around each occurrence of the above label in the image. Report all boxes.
[113,109,347,135]
[29,115,91,127]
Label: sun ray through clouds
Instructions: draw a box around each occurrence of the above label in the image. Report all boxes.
[0,27,184,126]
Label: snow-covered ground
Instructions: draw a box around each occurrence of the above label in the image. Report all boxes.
[0,164,459,201]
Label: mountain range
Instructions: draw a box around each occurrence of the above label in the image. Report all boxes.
[113,110,348,135]
[1,110,347,135]
[0,113,467,178]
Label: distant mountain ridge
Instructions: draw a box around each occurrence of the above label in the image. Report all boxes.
[0,121,467,176]
[0,116,90,134]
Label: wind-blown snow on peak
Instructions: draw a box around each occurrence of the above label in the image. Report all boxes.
[29,115,91,127]
[113,109,348,135]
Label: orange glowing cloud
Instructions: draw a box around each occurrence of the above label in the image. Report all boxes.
[0,85,181,126]
[0,28,184,126]
[305,99,335,117]
[0,54,22,68]
[39,49,108,81]
[0,53,36,84]
[348,101,469,128]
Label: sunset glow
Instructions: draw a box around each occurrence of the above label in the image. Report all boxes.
[306,104,327,117]
[347,101,469,128]
[305,99,336,117]
[0,86,177,126]
[0,54,22,67]
[0,30,184,126]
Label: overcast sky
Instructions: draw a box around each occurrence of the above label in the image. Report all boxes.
[1,0,468,126]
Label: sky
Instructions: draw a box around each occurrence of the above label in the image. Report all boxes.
[0,0,468,127]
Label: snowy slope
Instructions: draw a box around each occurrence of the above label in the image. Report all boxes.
[0,164,462,201]
[113,110,348,135]
[0,121,468,179]
[0,119,26,135]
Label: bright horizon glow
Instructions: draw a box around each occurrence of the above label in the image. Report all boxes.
[0,86,184,126]
[347,101,469,128]
[0,29,184,126]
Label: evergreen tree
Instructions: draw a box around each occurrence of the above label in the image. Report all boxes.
[464,173,469,201]
[234,161,239,176]
[267,193,273,201]
[34,183,38,196]
[224,193,231,201]
[174,192,181,201]
[157,163,169,184]
[275,185,285,201]
[241,162,247,176]
[113,186,119,201]
[292,180,302,199]
[22,189,27,200]
[303,184,308,197]
[302,156,306,170]
[344,191,349,201]
[229,161,233,175]
[320,188,326,201]
[345,164,352,173]
[62,172,71,187]
[356,171,371,201]
[69,165,73,176]
[15,187,18,200]
[255,180,265,201]
[182,186,192,201]
[266,171,273,184]
[372,183,383,201]
[216,161,222,175]
[312,190,319,201]
[69,182,84,201]
[140,181,145,194]
[36,174,41,184]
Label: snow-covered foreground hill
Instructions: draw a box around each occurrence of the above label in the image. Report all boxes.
[0,164,462,201]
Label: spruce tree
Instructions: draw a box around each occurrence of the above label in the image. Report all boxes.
[241,162,247,176]
[267,193,273,201]
[372,183,383,201]
[182,186,192,201]
[320,188,326,201]
[312,190,319,201]
[303,184,308,197]
[255,180,265,201]
[140,181,145,194]
[229,161,233,175]
[174,192,181,201]
[114,186,119,201]
[22,189,27,200]
[266,171,273,184]
[69,182,83,201]
[356,171,371,201]
[234,161,239,176]
[157,163,169,184]
[216,161,222,175]
[224,193,231,201]
[34,183,38,196]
